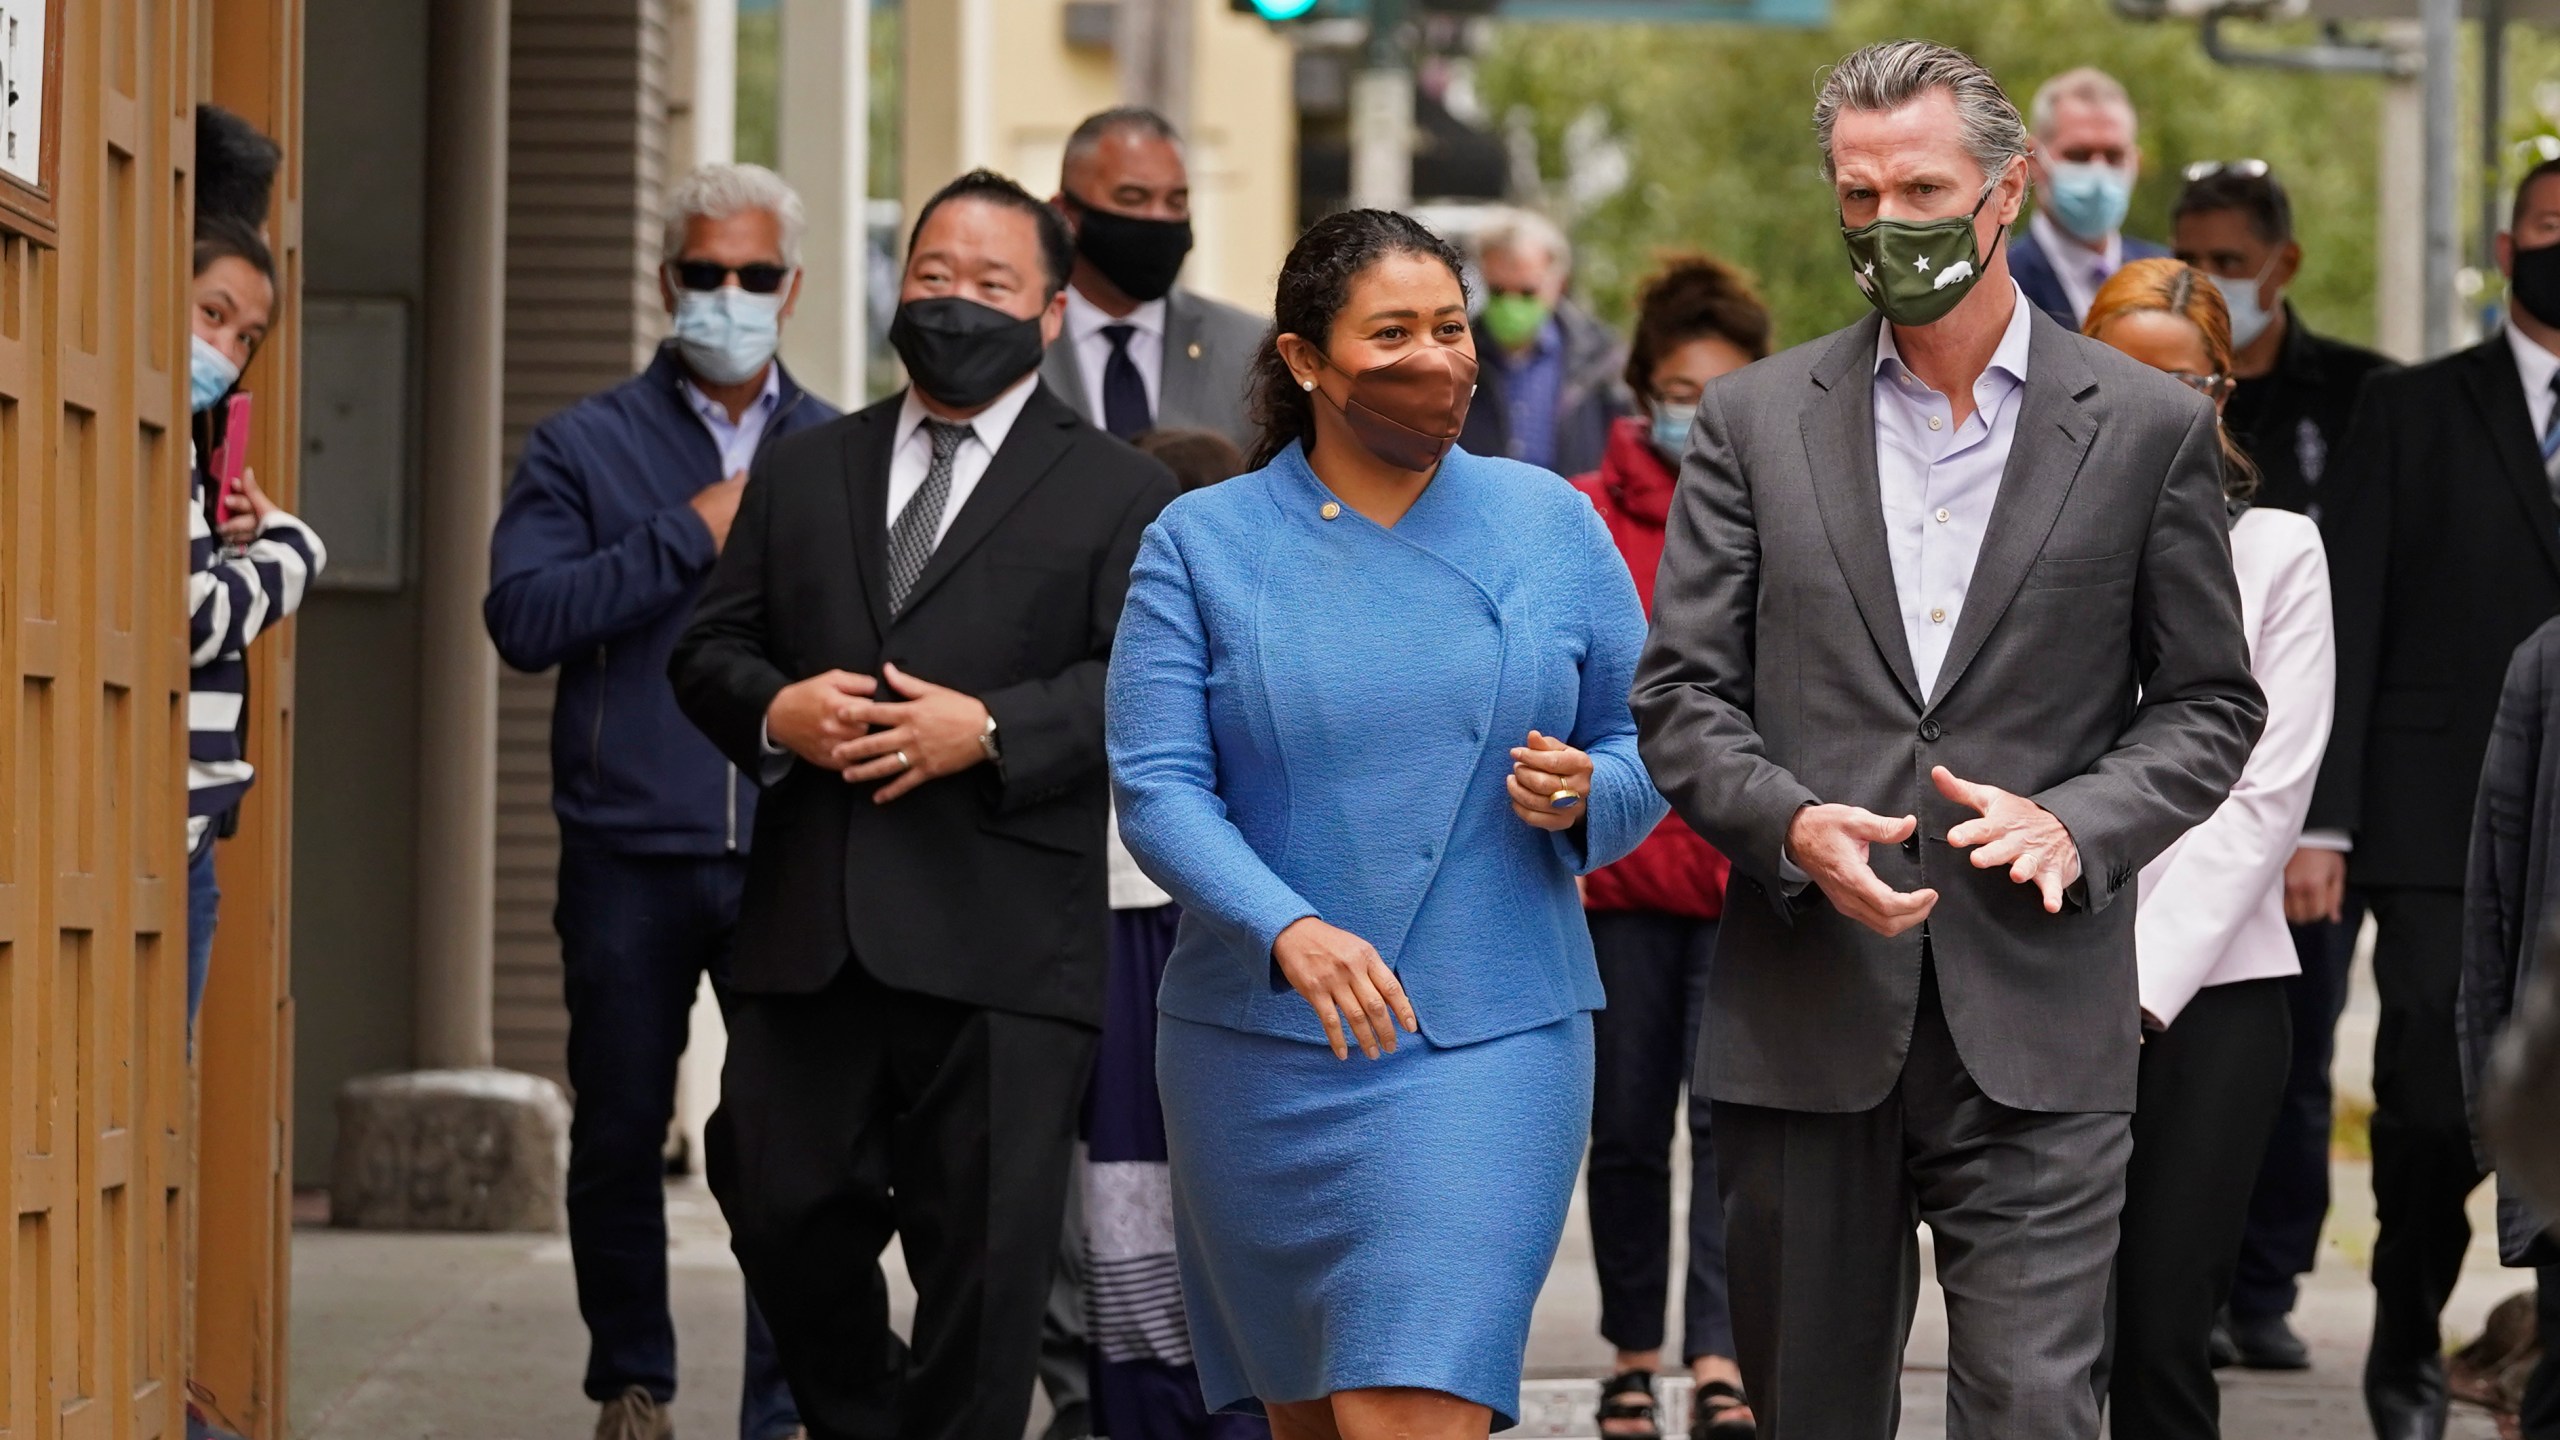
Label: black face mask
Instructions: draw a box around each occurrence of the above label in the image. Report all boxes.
[890,296,1049,410]
[1067,194,1193,303]
[2512,238,2560,330]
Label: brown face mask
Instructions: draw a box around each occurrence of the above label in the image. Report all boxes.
[1311,344,1479,474]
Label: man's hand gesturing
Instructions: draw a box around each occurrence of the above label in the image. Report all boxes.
[765,671,878,770]
[1786,804,1938,937]
[1935,765,2082,914]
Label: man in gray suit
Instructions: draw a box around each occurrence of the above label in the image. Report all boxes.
[1632,41,2264,1438]
[1042,108,1263,453]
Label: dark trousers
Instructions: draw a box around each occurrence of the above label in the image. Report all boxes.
[1587,910,1734,1363]
[2527,1267,2560,1440]
[710,959,1097,1440]
[555,844,798,1440]
[1714,963,2130,1440]
[2104,978,2292,1440]
[186,837,221,1028]
[2230,899,2365,1322]
[2361,887,2490,1431]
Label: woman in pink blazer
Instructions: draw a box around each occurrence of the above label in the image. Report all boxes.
[2084,258,2336,1440]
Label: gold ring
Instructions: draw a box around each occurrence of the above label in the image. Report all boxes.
[1550,789,1583,810]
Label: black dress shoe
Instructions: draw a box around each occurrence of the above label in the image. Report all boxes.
[2365,1352,2451,1440]
[2228,1311,2313,1371]
[2209,1315,2242,1370]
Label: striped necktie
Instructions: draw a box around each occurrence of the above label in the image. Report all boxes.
[888,419,971,612]
[2543,372,2560,483]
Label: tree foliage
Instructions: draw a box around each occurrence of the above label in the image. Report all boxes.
[1473,0,2391,349]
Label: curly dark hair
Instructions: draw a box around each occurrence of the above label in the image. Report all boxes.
[1247,209,1470,469]
[1624,253,1773,400]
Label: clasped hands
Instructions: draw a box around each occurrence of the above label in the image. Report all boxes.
[764,662,989,804]
[1786,765,2082,938]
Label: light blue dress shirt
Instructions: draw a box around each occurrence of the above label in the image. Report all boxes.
[682,364,783,476]
[1872,282,2036,699]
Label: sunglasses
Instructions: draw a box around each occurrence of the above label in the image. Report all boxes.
[2183,158,2272,184]
[669,259,794,294]
[2167,371,2235,399]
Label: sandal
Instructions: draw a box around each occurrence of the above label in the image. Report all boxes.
[1597,1368,1663,1439]
[1693,1378,1757,1440]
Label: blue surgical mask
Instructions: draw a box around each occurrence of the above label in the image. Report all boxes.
[2210,261,2281,351]
[190,333,241,413]
[1649,400,1693,461]
[2041,161,2133,243]
[671,284,786,386]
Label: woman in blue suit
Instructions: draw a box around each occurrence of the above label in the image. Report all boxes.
[1106,209,1665,1439]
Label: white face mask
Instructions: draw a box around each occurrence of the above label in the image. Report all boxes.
[2209,257,2282,352]
[670,284,787,386]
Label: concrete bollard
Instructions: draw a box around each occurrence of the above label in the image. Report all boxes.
[330,1068,571,1232]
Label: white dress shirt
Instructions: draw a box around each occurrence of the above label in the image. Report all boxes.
[2031,209,2123,327]
[683,365,784,476]
[886,371,1040,546]
[1066,284,1166,425]
[1872,282,2037,698]
[2509,316,2560,445]
[2136,507,2334,1028]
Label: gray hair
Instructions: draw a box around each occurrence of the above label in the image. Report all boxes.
[1063,107,1184,179]
[1813,40,2031,188]
[1477,207,1572,272]
[662,162,805,269]
[2029,67,2137,142]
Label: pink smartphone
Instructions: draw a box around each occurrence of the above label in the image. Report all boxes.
[211,392,254,523]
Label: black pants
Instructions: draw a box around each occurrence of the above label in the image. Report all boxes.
[2230,898,2364,1323]
[2527,1266,2560,1440]
[710,959,1097,1440]
[1587,910,1733,1363]
[1715,963,2130,1440]
[2361,888,2490,1423]
[2104,978,2292,1440]
[555,844,798,1439]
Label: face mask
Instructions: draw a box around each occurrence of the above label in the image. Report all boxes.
[1649,399,1693,461]
[890,295,1050,411]
[2511,238,2560,330]
[1479,292,1552,352]
[1311,344,1479,474]
[2042,161,2133,243]
[1843,180,2003,329]
[191,334,241,413]
[2210,258,2282,351]
[672,283,786,386]
[1068,195,1193,304]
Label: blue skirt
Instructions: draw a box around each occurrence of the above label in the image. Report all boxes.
[1157,1009,1594,1430]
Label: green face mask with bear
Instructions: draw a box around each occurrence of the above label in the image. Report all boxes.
[1841,178,2004,328]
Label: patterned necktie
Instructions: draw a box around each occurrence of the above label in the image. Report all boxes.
[1101,323,1153,440]
[2542,372,2560,485]
[888,419,972,612]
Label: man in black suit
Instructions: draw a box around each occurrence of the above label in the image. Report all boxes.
[2314,156,2560,1440]
[670,169,1177,1440]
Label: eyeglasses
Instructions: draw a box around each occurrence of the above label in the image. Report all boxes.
[669,260,795,294]
[2183,158,2272,184]
[2167,371,2234,399]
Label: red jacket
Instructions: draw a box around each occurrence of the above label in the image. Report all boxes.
[1572,417,1730,920]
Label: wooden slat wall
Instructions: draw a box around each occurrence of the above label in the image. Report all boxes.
[1,3,198,1439]
[492,0,672,1089]
[193,2,304,1433]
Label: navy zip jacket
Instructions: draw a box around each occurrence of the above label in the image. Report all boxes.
[485,344,840,854]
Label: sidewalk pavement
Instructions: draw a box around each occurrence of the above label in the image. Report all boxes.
[289,1153,2523,1440]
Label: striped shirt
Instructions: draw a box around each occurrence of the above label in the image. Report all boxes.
[188,445,325,852]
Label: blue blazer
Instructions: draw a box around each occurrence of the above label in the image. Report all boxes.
[1107,442,1666,1048]
[2009,229,2173,327]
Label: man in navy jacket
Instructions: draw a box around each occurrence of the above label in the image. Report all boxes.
[485,163,839,1440]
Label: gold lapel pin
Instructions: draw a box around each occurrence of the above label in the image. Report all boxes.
[1187,342,1202,360]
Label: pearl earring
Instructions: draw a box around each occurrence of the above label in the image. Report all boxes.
[1301,379,1316,392]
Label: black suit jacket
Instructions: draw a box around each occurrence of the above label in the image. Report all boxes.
[2314,334,2560,888]
[670,383,1178,1021]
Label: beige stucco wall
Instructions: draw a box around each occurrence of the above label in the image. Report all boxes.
[904,0,1295,316]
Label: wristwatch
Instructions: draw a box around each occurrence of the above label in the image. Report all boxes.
[977,711,1003,767]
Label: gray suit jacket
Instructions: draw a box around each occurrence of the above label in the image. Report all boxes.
[1632,306,2265,1116]
[1041,286,1266,453]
